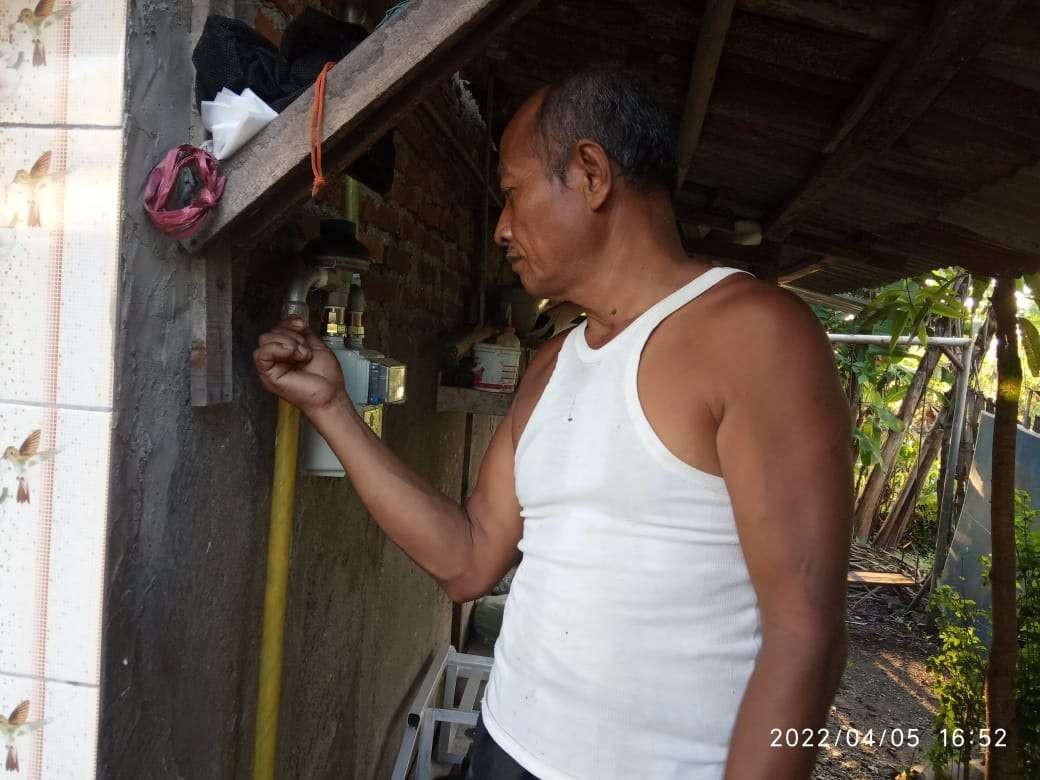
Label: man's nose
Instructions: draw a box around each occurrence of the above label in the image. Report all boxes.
[493,209,511,248]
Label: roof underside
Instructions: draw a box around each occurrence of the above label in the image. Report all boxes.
[471,0,1040,294]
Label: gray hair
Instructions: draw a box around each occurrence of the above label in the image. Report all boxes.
[534,64,677,193]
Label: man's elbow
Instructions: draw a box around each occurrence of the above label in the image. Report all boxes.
[438,572,491,604]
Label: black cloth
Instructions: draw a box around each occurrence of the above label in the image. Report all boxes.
[460,715,539,780]
[191,9,394,194]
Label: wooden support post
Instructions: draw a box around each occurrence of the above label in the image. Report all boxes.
[675,0,737,189]
[190,243,234,406]
[765,0,1026,242]
[185,0,537,253]
[986,275,1022,778]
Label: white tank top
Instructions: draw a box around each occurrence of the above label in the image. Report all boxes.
[481,266,762,779]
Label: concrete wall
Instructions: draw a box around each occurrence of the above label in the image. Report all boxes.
[100,0,498,776]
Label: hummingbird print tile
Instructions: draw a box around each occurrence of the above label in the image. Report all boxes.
[0,0,125,125]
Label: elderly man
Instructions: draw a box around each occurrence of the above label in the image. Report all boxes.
[254,65,852,779]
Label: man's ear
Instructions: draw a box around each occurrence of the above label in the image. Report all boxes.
[571,140,613,210]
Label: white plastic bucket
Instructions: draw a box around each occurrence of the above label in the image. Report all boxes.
[473,343,521,393]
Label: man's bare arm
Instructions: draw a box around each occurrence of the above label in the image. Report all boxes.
[713,289,853,779]
[307,398,522,601]
[256,319,535,602]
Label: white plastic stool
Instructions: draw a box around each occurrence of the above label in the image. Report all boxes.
[391,645,493,780]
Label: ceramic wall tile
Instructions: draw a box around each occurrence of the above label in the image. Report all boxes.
[0,0,127,126]
[0,126,121,409]
[0,401,47,679]
[0,673,99,778]
[0,401,111,687]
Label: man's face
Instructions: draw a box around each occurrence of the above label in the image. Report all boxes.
[493,91,599,299]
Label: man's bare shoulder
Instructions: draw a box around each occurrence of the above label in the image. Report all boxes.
[699,274,831,363]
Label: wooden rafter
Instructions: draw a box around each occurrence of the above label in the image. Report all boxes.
[785,286,867,315]
[821,18,927,155]
[785,234,907,273]
[875,221,1040,275]
[186,0,538,253]
[683,237,775,266]
[675,0,738,190]
[764,0,1027,243]
[778,256,835,284]
[736,0,914,42]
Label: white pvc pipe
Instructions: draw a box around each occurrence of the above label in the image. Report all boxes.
[827,334,974,346]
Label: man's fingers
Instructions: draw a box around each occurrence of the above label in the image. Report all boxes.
[261,328,307,348]
[253,341,301,372]
[260,332,312,358]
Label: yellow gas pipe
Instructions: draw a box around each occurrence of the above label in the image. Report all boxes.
[253,176,362,779]
[253,399,300,780]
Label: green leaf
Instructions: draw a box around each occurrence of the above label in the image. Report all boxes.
[888,308,910,352]
[908,300,934,348]
[854,428,883,468]
[886,385,909,404]
[931,301,966,318]
[878,406,905,433]
[857,302,896,333]
[1019,317,1040,378]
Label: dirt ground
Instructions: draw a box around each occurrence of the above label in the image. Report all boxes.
[813,589,938,780]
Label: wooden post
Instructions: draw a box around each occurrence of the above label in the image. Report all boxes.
[190,242,234,406]
[986,275,1021,778]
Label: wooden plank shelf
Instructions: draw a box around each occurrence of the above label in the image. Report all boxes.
[436,384,513,417]
[847,571,917,587]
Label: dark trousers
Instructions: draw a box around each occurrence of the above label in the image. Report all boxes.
[460,715,539,780]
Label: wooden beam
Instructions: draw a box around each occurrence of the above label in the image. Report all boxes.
[675,0,738,189]
[822,20,926,154]
[778,255,835,284]
[186,0,537,253]
[876,222,1040,276]
[736,0,914,42]
[684,238,775,266]
[784,286,867,315]
[764,0,1027,243]
[784,234,908,273]
[673,204,739,233]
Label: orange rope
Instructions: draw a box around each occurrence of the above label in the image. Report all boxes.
[310,61,337,199]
